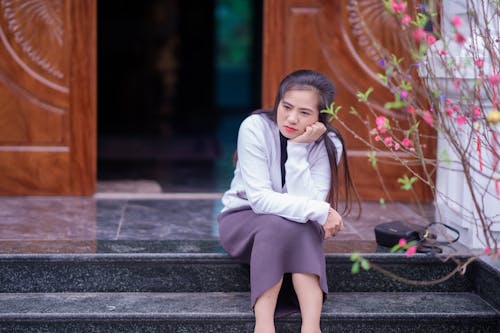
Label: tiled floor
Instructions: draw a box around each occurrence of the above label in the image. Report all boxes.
[0,194,463,255]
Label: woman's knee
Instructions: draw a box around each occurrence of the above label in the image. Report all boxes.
[256,215,302,240]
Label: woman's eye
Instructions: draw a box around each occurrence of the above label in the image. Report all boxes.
[301,111,311,116]
[283,105,291,110]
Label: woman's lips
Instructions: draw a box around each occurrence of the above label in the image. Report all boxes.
[284,126,297,132]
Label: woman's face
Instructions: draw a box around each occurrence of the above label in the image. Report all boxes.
[277,89,320,140]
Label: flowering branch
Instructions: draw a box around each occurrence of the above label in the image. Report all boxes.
[328,0,500,279]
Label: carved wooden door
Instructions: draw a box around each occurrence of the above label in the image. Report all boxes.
[0,0,96,195]
[262,0,433,201]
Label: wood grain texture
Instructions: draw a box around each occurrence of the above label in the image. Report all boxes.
[68,0,96,195]
[262,0,434,201]
[0,0,96,195]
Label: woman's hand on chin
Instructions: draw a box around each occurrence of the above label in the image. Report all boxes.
[290,122,326,144]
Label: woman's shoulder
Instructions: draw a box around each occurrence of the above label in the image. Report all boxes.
[310,130,343,156]
[240,111,275,131]
[326,130,341,145]
[325,130,344,161]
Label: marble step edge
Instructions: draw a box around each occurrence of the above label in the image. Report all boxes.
[0,252,473,264]
[0,253,481,294]
[0,292,497,321]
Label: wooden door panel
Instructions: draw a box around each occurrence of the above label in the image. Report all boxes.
[0,90,67,143]
[0,151,70,193]
[263,0,433,201]
[0,0,95,195]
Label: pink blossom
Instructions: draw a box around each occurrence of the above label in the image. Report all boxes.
[375,116,386,128]
[423,111,434,126]
[439,49,448,55]
[376,116,389,133]
[398,238,407,247]
[455,32,466,44]
[384,136,394,147]
[427,35,436,45]
[401,138,412,147]
[473,107,481,118]
[401,91,408,99]
[484,246,492,255]
[394,142,401,150]
[456,115,467,125]
[451,15,462,27]
[408,105,415,115]
[375,135,382,142]
[401,14,411,26]
[489,74,500,86]
[406,245,417,257]
[413,28,427,42]
[391,0,407,14]
[445,98,452,106]
[370,128,378,135]
[445,108,454,117]
[454,78,461,89]
[474,59,484,68]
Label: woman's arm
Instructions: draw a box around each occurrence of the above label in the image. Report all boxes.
[284,141,331,200]
[237,116,330,224]
[284,121,342,200]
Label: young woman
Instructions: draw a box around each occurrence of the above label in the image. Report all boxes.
[218,69,357,333]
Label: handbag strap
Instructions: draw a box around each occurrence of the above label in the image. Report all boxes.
[422,222,460,245]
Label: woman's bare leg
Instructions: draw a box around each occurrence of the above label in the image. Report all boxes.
[253,277,283,333]
[292,273,323,333]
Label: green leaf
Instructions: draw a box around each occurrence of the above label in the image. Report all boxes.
[440,149,451,166]
[410,49,423,61]
[361,259,371,271]
[377,73,388,86]
[414,13,429,28]
[400,81,412,91]
[368,151,377,169]
[390,244,402,253]
[350,252,360,262]
[382,0,393,12]
[404,240,419,249]
[379,198,385,205]
[432,90,442,98]
[349,106,359,115]
[397,174,418,191]
[351,261,360,274]
[418,43,429,57]
[391,54,404,66]
[356,87,374,102]
[320,102,342,121]
[384,95,405,110]
[406,121,420,137]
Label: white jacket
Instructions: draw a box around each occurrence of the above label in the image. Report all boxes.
[221,113,343,225]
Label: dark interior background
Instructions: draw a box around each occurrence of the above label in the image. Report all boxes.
[97,0,262,192]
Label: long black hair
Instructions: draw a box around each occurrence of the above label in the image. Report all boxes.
[260,69,360,216]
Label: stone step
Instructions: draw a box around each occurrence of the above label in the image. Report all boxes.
[0,292,497,333]
[0,252,475,293]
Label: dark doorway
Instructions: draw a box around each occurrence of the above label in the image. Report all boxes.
[97,0,262,193]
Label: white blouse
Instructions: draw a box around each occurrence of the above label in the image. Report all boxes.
[221,113,343,225]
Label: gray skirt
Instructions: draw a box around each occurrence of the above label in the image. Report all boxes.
[217,206,328,317]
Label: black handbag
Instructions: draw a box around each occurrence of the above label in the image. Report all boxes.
[374,220,460,253]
